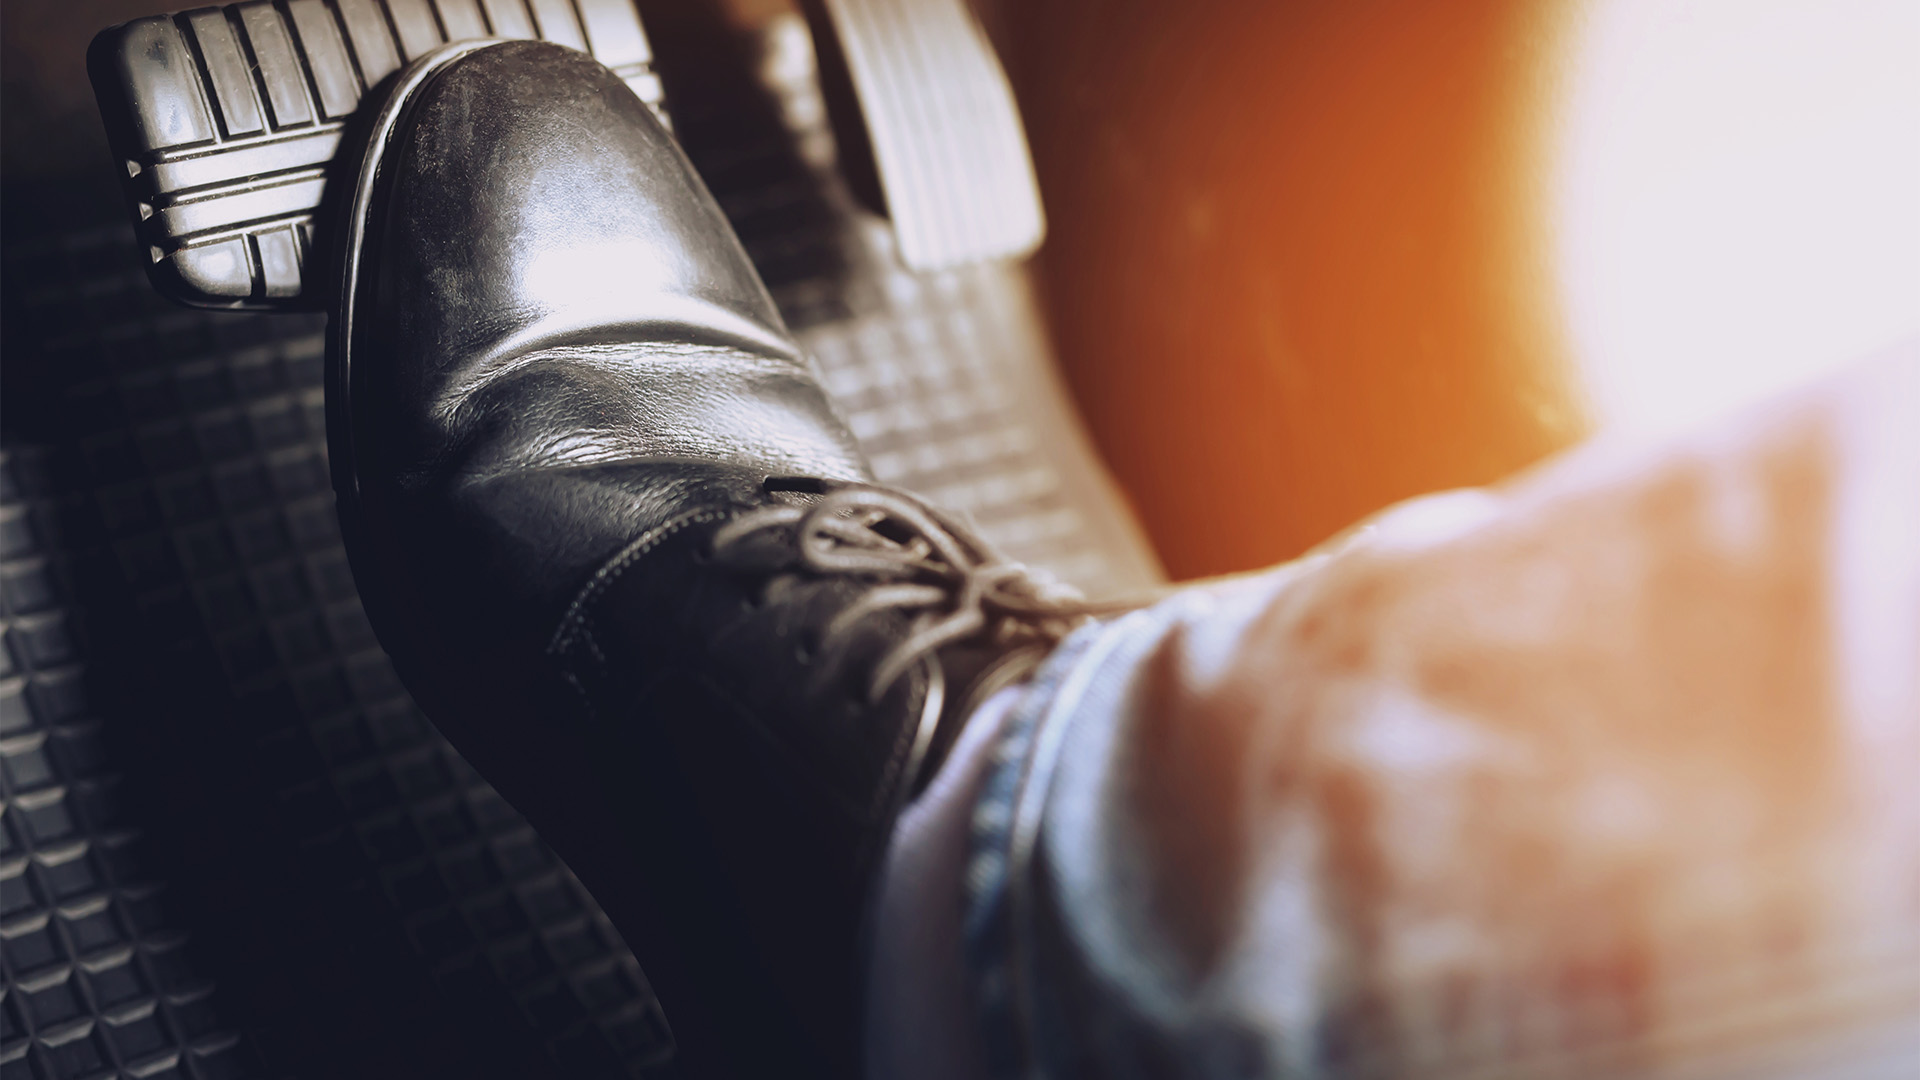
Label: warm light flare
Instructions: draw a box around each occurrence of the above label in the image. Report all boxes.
[1551,0,1920,434]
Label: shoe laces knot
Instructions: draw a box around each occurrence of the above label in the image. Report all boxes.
[707,482,1103,704]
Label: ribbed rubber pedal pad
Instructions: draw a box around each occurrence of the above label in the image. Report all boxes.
[89,0,663,311]
[810,0,1045,270]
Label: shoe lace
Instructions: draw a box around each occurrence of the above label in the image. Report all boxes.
[708,482,1115,706]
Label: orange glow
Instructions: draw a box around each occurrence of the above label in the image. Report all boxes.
[1004,0,1585,579]
[1004,0,1916,578]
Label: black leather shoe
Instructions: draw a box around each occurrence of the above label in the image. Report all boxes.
[328,39,1084,1079]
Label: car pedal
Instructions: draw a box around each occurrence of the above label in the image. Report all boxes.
[807,0,1045,270]
[88,0,663,310]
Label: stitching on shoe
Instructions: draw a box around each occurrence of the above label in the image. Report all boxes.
[557,667,600,725]
[548,507,740,656]
[577,623,609,671]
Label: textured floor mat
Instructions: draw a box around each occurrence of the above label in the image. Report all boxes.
[2,7,1157,1079]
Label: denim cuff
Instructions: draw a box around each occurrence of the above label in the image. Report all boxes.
[960,596,1201,1080]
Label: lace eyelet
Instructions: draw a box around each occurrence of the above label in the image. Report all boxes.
[764,475,831,495]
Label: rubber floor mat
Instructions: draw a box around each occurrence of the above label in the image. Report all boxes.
[2,7,1158,1079]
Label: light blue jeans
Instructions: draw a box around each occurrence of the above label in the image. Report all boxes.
[870,344,1920,1080]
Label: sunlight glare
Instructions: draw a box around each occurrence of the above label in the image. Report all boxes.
[1551,0,1920,434]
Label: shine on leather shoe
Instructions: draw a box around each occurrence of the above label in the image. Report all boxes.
[327,39,1090,1079]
